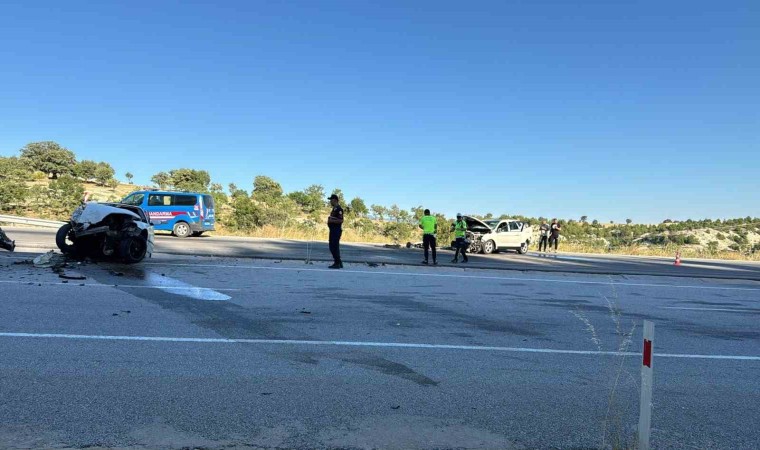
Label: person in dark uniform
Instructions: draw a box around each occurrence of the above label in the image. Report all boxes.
[327,194,344,269]
[549,218,561,253]
[0,227,15,252]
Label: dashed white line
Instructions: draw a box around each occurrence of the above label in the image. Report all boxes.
[2,332,759,362]
[144,262,760,292]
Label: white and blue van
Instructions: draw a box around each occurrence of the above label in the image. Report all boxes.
[121,190,216,237]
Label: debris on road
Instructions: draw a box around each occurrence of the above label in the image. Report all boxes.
[299,309,312,314]
[109,270,125,277]
[33,251,67,269]
[58,271,87,280]
[391,405,401,410]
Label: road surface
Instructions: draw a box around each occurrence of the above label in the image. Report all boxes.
[5,226,760,281]
[1,249,759,449]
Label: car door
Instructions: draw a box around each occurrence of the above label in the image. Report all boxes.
[506,221,522,246]
[493,222,509,247]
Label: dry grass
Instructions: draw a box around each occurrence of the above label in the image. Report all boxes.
[211,224,390,244]
[560,241,760,262]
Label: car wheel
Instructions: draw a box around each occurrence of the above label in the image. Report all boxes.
[173,222,191,238]
[119,235,148,263]
[483,240,496,254]
[517,241,529,254]
[56,224,77,254]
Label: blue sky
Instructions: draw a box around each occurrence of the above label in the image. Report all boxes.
[1,1,757,223]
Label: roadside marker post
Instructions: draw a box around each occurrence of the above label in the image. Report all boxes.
[638,320,655,450]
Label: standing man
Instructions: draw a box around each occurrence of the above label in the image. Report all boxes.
[538,219,550,253]
[549,219,561,253]
[327,194,344,269]
[0,227,15,252]
[451,213,469,263]
[419,209,438,265]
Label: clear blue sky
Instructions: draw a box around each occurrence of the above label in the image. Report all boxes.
[1,1,757,223]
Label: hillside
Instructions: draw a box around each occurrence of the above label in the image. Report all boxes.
[2,141,760,260]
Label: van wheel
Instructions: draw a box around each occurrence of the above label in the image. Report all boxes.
[518,241,529,254]
[483,240,496,254]
[192,231,205,237]
[173,222,191,238]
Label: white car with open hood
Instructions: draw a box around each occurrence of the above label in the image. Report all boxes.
[456,216,532,255]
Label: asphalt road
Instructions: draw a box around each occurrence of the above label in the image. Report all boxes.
[1,249,759,449]
[5,226,760,281]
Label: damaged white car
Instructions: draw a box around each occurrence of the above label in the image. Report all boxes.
[56,202,155,263]
[455,216,533,255]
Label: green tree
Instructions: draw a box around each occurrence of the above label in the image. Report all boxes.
[125,172,134,184]
[0,156,32,180]
[300,184,326,213]
[349,197,369,217]
[229,195,259,231]
[253,176,283,203]
[592,219,599,226]
[0,157,33,212]
[74,160,99,180]
[20,141,77,178]
[94,162,115,186]
[47,175,84,219]
[330,188,345,205]
[169,169,211,192]
[371,204,387,221]
[580,215,588,223]
[410,206,425,221]
[626,218,632,225]
[151,172,171,189]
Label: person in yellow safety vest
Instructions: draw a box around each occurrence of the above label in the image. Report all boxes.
[451,213,469,263]
[418,209,438,265]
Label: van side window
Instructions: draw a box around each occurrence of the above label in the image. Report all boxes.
[123,193,144,206]
[174,195,197,206]
[148,194,172,206]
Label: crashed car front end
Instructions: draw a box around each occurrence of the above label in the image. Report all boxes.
[59,203,154,263]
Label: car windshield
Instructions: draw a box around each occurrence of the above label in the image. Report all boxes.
[484,220,500,229]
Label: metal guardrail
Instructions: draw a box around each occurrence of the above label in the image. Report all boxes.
[0,215,66,229]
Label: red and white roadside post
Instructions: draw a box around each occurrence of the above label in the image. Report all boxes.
[638,320,655,450]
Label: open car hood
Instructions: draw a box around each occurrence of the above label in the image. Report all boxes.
[76,203,148,230]
[463,216,493,234]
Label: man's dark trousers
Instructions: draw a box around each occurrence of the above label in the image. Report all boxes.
[423,234,437,262]
[329,227,342,264]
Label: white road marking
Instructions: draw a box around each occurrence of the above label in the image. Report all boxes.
[662,306,758,313]
[2,332,759,361]
[143,262,760,292]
